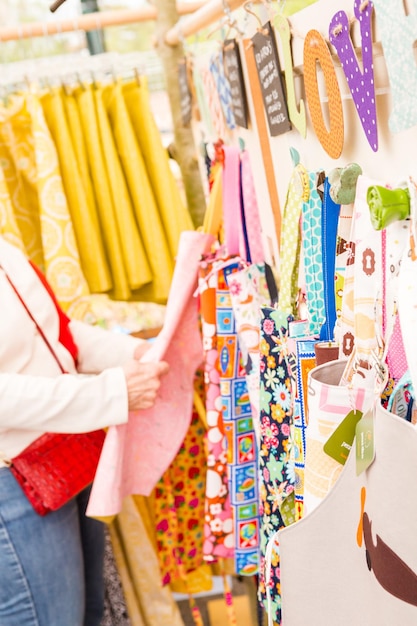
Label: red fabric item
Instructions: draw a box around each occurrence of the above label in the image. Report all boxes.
[29,261,79,365]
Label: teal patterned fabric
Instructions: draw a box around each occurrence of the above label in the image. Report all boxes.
[302,172,325,337]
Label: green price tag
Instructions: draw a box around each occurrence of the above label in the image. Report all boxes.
[323,409,363,465]
[355,409,375,475]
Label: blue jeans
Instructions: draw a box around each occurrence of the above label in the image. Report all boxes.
[0,468,105,626]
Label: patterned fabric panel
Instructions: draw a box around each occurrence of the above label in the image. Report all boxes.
[302,172,325,336]
[258,308,296,625]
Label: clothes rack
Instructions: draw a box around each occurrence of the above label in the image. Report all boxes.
[165,0,256,46]
[0,2,205,42]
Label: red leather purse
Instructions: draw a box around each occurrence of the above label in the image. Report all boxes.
[8,430,105,516]
[2,264,106,516]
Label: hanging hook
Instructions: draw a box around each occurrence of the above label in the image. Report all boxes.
[50,0,67,13]
[243,1,269,36]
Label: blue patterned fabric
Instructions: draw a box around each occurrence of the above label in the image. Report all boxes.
[302,172,325,336]
[320,178,341,341]
[209,51,236,130]
[217,261,261,576]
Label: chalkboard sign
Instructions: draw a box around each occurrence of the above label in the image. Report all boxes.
[223,39,249,129]
[251,22,291,136]
[178,60,192,126]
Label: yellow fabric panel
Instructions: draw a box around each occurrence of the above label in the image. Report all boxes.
[110,496,185,626]
[27,94,90,308]
[102,82,173,304]
[202,162,223,239]
[169,563,213,595]
[0,161,26,252]
[73,85,131,301]
[123,79,194,258]
[0,97,44,268]
[94,85,152,292]
[61,91,101,236]
[41,88,112,294]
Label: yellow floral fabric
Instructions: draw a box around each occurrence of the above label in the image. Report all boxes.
[0,94,89,310]
[0,161,26,252]
[41,88,112,295]
[0,96,44,268]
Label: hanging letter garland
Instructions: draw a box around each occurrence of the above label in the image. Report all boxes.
[329,0,378,152]
[303,29,344,159]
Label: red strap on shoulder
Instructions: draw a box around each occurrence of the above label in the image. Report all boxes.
[29,261,79,365]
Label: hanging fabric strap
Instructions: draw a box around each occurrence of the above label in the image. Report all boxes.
[278,163,310,316]
[222,145,244,257]
[240,149,265,264]
[302,171,326,336]
[319,177,341,341]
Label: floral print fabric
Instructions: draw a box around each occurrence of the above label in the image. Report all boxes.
[258,308,296,625]
[153,409,207,587]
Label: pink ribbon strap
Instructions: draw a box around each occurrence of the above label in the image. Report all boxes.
[222,145,244,257]
[240,150,264,264]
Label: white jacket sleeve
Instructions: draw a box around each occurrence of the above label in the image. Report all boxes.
[69,320,146,373]
[0,367,128,433]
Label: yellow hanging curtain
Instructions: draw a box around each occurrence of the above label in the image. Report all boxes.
[102,81,174,303]
[70,85,131,300]
[29,93,90,308]
[0,157,26,252]
[41,87,112,295]
[0,93,90,309]
[61,89,104,246]
[94,84,152,292]
[123,79,194,258]
[0,96,44,268]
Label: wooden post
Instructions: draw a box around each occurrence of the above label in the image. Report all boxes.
[153,0,206,228]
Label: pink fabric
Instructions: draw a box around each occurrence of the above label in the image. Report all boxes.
[222,145,244,258]
[87,231,214,517]
[240,150,264,264]
[382,226,408,381]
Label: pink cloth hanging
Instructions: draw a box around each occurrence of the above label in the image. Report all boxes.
[87,231,214,518]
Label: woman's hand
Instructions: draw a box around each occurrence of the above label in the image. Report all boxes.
[133,340,152,361]
[123,360,169,411]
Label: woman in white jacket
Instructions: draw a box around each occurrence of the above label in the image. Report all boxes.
[0,236,169,626]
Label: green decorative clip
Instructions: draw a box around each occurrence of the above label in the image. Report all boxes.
[366,185,410,230]
[328,163,363,205]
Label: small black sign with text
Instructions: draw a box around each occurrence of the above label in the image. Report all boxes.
[251,22,291,136]
[223,39,249,129]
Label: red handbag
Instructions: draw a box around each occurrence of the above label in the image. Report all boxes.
[8,430,106,516]
[2,263,106,516]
